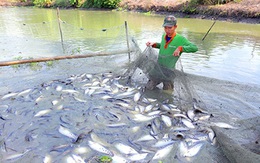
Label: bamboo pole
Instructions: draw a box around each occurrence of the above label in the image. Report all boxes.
[57,7,65,52]
[0,49,133,67]
[125,21,131,61]
[202,20,216,41]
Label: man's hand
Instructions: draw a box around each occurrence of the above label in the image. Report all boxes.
[146,42,155,47]
[173,46,182,56]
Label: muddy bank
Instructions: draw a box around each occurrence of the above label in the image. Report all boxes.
[119,0,260,24]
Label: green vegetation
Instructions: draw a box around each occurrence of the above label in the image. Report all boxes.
[31,0,121,8]
[183,0,198,14]
[11,56,55,70]
[83,0,121,9]
[97,155,112,163]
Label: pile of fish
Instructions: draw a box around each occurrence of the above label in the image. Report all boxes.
[0,71,237,163]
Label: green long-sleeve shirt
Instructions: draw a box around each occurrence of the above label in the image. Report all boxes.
[154,33,198,68]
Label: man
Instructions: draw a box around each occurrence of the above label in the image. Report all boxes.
[146,15,198,91]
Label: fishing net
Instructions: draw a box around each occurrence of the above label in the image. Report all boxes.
[122,46,206,112]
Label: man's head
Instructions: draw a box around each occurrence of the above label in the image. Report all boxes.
[162,15,177,27]
[163,15,177,37]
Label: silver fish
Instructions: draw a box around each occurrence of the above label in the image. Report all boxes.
[115,143,139,155]
[17,89,32,97]
[4,149,31,161]
[168,104,178,109]
[51,144,71,152]
[34,109,51,117]
[170,126,190,132]
[85,88,96,96]
[212,122,237,129]
[74,96,87,103]
[1,92,18,100]
[71,154,85,163]
[43,154,52,163]
[137,105,145,113]
[61,89,80,95]
[52,100,59,106]
[133,114,157,122]
[128,153,148,161]
[106,123,127,128]
[208,130,216,143]
[179,141,188,157]
[187,110,195,121]
[101,78,111,85]
[0,139,7,152]
[58,125,77,141]
[147,97,157,102]
[193,104,208,114]
[194,115,211,121]
[88,140,113,156]
[85,74,93,79]
[35,95,44,102]
[55,85,63,91]
[183,143,204,157]
[161,115,172,127]
[92,81,100,86]
[90,132,110,147]
[152,138,175,148]
[111,155,129,163]
[115,101,131,109]
[73,147,89,154]
[173,113,189,120]
[147,110,161,116]
[114,90,136,99]
[160,104,171,111]
[144,104,153,112]
[134,92,141,102]
[181,119,195,129]
[152,143,174,160]
[101,95,114,100]
[135,135,155,142]
[131,126,140,133]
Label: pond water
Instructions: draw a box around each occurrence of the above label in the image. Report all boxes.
[0,7,260,163]
[0,7,260,87]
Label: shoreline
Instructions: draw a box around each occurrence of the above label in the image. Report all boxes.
[123,9,260,24]
[0,0,259,24]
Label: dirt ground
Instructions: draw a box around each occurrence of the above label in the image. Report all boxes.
[0,0,259,23]
[119,0,260,24]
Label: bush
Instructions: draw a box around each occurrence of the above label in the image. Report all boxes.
[183,0,198,14]
[54,0,71,7]
[83,0,121,9]
[33,0,53,7]
[53,0,86,7]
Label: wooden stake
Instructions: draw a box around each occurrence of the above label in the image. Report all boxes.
[57,7,64,52]
[202,20,216,41]
[125,21,131,61]
[0,49,133,67]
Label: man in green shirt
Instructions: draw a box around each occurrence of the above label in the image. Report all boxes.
[146,15,198,91]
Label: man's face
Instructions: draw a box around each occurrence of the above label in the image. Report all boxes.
[164,25,177,36]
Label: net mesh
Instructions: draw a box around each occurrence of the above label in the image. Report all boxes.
[121,46,207,112]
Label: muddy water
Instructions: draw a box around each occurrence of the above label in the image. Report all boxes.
[0,7,260,88]
[0,7,260,163]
